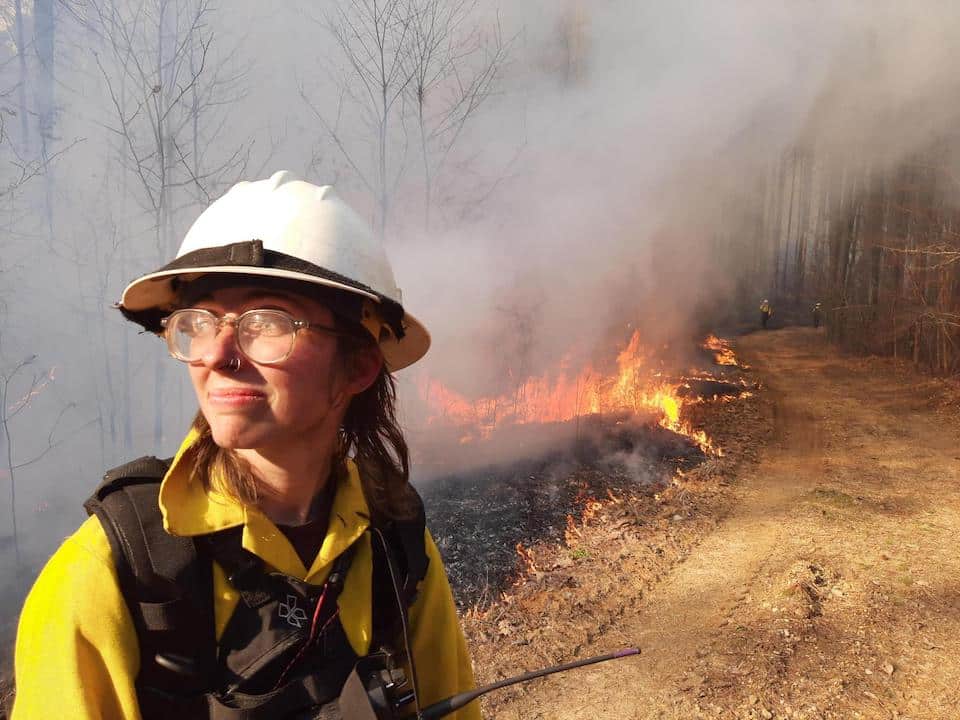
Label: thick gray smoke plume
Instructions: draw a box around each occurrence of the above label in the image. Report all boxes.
[394,0,960,400]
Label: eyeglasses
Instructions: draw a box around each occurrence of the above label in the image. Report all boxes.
[160,308,343,365]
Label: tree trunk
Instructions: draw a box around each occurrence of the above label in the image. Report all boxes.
[782,149,798,295]
[35,0,56,244]
[771,155,786,293]
[418,97,432,231]
[14,0,29,152]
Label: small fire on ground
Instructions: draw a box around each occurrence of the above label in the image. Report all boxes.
[703,334,749,369]
[563,489,613,548]
[420,332,755,608]
[419,330,749,455]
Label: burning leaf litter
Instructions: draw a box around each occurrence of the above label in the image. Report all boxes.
[417,331,747,453]
[419,334,758,608]
[453,344,769,718]
[703,334,749,369]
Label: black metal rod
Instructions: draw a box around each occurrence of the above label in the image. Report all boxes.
[419,647,640,720]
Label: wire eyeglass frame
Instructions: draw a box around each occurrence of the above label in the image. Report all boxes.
[160,307,344,365]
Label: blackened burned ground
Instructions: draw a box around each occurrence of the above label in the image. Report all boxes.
[421,414,707,608]
[676,377,747,400]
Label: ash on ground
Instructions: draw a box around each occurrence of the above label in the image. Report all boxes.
[420,413,707,608]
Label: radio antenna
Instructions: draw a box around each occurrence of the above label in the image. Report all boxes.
[420,647,640,719]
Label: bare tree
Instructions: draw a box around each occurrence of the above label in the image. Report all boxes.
[302,0,509,236]
[88,0,250,257]
[0,82,78,244]
[82,0,252,447]
[12,0,30,152]
[302,0,416,238]
[0,355,86,566]
[0,0,75,228]
[33,0,57,243]
[404,0,508,229]
[554,2,589,86]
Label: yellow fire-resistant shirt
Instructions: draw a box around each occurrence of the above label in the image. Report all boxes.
[13,429,480,720]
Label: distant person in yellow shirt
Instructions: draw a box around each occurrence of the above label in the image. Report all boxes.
[760,299,773,329]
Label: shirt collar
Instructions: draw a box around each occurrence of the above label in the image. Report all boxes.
[159,428,371,580]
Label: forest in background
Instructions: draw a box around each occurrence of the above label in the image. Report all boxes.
[724,138,960,374]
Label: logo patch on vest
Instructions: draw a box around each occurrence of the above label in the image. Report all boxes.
[278,594,308,628]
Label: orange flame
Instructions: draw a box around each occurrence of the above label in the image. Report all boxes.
[702,334,745,368]
[565,490,624,547]
[515,542,539,576]
[582,499,604,524]
[419,330,721,454]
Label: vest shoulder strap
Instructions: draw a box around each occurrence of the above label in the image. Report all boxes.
[369,490,430,648]
[84,455,195,604]
[84,456,216,707]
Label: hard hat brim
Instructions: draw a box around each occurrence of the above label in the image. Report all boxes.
[119,264,430,371]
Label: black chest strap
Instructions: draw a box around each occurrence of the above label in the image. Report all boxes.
[199,529,358,697]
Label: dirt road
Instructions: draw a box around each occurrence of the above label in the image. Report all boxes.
[488,328,960,719]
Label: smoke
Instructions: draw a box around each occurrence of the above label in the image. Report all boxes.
[389,0,960,398]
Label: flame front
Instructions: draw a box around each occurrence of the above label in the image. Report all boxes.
[515,542,539,576]
[419,330,720,453]
[703,334,744,368]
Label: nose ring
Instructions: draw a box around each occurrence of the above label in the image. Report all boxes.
[226,357,242,373]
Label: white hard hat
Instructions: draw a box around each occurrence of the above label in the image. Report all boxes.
[118,171,430,370]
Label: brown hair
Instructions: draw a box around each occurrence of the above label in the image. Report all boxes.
[184,279,418,522]
[335,333,418,521]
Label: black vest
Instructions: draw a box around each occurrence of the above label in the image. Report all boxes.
[83,456,428,720]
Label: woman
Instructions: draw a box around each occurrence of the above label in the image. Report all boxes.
[12,172,479,719]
